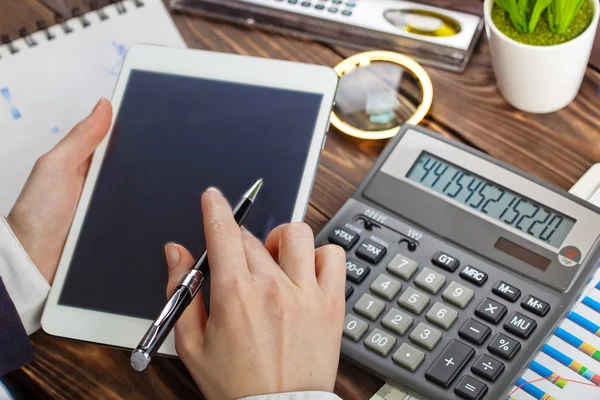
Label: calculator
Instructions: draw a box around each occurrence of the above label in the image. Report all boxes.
[314,125,600,400]
[170,0,483,72]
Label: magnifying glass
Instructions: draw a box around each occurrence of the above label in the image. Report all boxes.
[330,51,433,141]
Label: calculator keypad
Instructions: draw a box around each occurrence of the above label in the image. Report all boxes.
[410,322,442,350]
[370,274,402,300]
[381,308,413,335]
[343,314,368,341]
[442,281,474,309]
[398,287,430,314]
[414,267,446,294]
[364,328,396,356]
[322,207,549,400]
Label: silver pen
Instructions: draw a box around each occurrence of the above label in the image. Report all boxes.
[130,179,263,371]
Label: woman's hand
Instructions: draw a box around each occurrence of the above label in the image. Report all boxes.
[7,98,112,284]
[164,188,346,399]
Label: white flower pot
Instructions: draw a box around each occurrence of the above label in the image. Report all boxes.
[483,0,600,113]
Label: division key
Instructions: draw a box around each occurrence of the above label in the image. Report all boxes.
[425,339,475,388]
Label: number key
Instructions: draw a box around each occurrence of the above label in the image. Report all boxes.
[370,274,402,300]
[381,307,413,335]
[387,254,418,280]
[345,258,370,283]
[442,281,474,309]
[364,328,396,356]
[398,287,430,314]
[415,267,446,294]
[426,302,458,329]
[410,322,442,350]
[353,293,385,320]
[343,314,369,341]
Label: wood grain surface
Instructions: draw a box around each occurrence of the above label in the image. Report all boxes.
[2,0,600,398]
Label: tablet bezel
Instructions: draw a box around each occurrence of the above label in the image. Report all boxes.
[42,44,338,356]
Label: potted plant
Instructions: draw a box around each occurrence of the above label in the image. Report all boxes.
[484,0,600,113]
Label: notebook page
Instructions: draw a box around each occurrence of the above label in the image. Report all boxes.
[0,0,187,214]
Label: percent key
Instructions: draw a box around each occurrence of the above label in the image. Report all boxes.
[487,333,521,360]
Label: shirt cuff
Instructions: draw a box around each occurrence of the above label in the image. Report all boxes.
[239,392,341,400]
[0,216,50,335]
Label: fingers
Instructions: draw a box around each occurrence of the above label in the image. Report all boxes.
[49,98,113,168]
[201,188,249,286]
[241,228,286,278]
[165,243,208,344]
[264,224,286,262]
[269,222,317,288]
[314,245,346,300]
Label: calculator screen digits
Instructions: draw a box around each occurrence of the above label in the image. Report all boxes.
[406,152,575,248]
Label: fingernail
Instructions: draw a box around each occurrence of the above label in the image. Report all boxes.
[165,243,180,269]
[93,97,106,112]
[205,187,221,195]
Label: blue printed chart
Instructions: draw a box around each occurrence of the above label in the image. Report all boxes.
[508,269,600,399]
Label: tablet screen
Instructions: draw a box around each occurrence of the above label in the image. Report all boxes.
[58,70,324,320]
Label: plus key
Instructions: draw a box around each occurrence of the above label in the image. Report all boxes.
[426,339,475,388]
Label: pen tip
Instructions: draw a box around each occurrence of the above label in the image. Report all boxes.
[244,179,263,202]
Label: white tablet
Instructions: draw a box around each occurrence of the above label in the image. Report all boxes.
[42,45,338,356]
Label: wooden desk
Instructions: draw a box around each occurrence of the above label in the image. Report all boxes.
[3,0,600,398]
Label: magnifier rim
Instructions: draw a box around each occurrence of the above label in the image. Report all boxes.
[330,50,433,140]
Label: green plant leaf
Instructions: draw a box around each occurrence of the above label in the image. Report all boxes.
[529,0,553,32]
[495,0,528,32]
[559,0,585,33]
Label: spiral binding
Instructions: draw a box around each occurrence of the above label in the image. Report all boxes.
[0,0,145,58]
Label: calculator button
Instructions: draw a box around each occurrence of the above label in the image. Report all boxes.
[346,1,356,6]
[343,314,368,341]
[474,298,507,324]
[364,328,396,356]
[353,293,385,320]
[410,322,442,350]
[488,333,521,360]
[458,319,491,345]
[315,3,325,9]
[345,282,354,299]
[504,312,537,339]
[387,254,418,280]
[432,251,460,272]
[426,302,458,329]
[288,0,298,3]
[329,227,359,250]
[414,267,446,294]
[425,339,475,388]
[521,295,551,316]
[370,274,402,300]
[398,287,430,314]
[332,0,342,3]
[471,354,505,382]
[381,308,413,335]
[459,265,488,286]
[345,258,370,283]
[393,343,425,371]
[492,281,521,302]
[328,6,338,12]
[341,10,352,16]
[356,239,387,264]
[454,375,488,400]
[442,281,474,309]
[301,1,311,6]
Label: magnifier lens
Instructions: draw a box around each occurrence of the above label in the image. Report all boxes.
[330,52,433,140]
[334,61,423,133]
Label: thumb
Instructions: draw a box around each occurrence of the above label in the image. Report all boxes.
[165,243,208,347]
[51,97,113,168]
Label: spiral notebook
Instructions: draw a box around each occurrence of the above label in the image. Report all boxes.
[0,0,187,215]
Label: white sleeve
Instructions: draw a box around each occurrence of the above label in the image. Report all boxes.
[0,216,50,335]
[239,392,341,400]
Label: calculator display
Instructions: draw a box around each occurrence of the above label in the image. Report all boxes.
[406,152,576,248]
